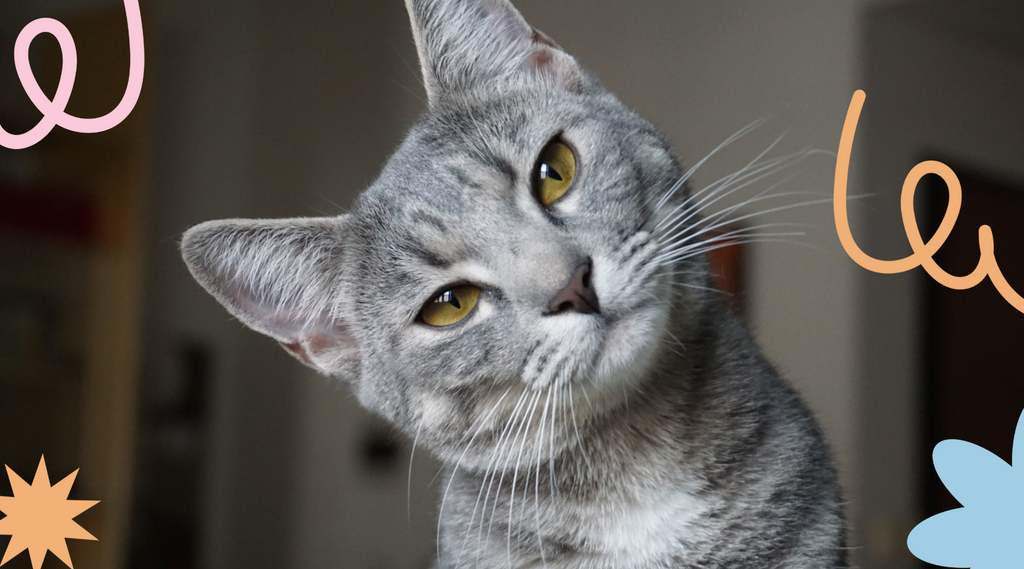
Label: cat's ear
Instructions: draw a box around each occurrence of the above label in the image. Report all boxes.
[405,0,583,104]
[180,217,359,379]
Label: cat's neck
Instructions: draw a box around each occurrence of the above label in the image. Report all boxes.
[439,299,763,566]
[455,290,756,502]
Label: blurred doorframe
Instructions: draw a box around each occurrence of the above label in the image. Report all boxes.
[858,3,1024,568]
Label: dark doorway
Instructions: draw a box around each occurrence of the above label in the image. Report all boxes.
[922,164,1024,517]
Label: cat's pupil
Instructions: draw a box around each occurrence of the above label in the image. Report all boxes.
[439,290,461,309]
[540,163,563,181]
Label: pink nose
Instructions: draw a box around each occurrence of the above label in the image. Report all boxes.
[546,259,600,315]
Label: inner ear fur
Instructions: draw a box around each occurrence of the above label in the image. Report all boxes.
[404,0,583,104]
[180,216,359,376]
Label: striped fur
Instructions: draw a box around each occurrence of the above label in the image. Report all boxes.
[181,0,846,566]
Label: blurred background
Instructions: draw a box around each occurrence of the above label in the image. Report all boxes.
[1,1,1022,568]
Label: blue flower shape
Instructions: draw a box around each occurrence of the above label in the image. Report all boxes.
[907,408,1024,568]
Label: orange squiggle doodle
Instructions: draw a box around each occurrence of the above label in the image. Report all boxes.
[834,90,1024,314]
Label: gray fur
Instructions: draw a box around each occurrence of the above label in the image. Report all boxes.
[181,0,845,566]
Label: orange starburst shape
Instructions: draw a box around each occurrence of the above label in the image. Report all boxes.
[0,456,98,569]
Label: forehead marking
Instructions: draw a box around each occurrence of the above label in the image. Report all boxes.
[448,166,481,190]
[408,240,449,269]
[410,210,448,233]
[481,151,518,185]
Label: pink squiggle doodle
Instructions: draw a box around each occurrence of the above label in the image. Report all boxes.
[0,0,144,150]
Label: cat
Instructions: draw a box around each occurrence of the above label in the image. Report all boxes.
[180,0,846,567]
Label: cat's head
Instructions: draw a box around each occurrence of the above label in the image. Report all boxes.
[182,0,706,467]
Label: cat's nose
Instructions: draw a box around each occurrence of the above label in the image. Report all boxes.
[545,259,601,315]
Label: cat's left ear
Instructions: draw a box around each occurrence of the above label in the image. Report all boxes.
[180,217,360,380]
[405,0,584,104]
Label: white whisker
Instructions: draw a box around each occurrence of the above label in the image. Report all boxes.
[534,386,553,565]
[655,149,813,240]
[568,384,594,476]
[439,382,518,565]
[652,117,770,215]
[506,390,543,568]
[461,385,532,565]
[654,223,808,265]
[408,422,422,528]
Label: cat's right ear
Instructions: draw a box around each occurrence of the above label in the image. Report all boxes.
[180,217,360,380]
[405,0,584,105]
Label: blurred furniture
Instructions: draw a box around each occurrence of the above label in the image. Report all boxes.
[0,7,145,569]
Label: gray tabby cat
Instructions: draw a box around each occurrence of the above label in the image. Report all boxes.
[181,0,846,567]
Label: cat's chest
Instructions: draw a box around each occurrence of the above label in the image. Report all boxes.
[446,482,711,569]
[569,486,710,565]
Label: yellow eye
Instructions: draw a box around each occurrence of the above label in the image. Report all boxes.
[534,141,576,207]
[420,285,481,327]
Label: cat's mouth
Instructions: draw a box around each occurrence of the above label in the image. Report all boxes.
[591,303,666,388]
[526,301,665,391]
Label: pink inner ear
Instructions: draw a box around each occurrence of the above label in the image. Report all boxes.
[528,30,558,69]
[529,49,554,69]
[532,29,560,50]
[281,341,314,367]
[306,327,360,362]
[278,326,358,374]
[306,330,332,351]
